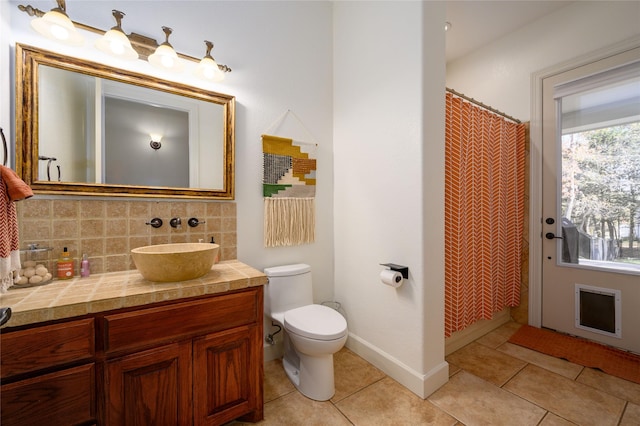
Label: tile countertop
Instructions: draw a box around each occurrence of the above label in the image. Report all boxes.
[0,260,267,328]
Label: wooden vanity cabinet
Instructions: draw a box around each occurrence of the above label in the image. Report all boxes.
[101,286,264,426]
[0,286,264,426]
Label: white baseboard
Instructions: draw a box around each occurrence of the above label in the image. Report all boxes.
[445,308,511,356]
[264,331,449,398]
[265,311,510,396]
[345,333,449,399]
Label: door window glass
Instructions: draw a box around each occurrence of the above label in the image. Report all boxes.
[556,62,640,273]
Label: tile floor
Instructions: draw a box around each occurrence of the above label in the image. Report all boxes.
[235,322,640,425]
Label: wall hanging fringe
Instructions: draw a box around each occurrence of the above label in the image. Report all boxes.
[262,133,317,247]
[264,197,316,247]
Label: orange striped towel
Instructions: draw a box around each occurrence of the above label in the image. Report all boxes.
[0,165,33,201]
[0,170,21,292]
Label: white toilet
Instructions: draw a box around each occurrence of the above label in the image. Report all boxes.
[264,264,348,401]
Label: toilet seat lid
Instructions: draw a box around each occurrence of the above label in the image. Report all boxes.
[284,304,347,341]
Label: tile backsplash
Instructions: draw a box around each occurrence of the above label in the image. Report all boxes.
[17,198,237,276]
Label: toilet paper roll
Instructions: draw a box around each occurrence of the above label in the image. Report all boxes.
[380,269,403,288]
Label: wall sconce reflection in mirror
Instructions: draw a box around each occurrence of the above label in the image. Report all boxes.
[18,0,232,81]
[149,134,163,150]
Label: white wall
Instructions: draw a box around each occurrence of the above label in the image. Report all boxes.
[1,1,11,166]
[333,1,448,397]
[446,1,640,122]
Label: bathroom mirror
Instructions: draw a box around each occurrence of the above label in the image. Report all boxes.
[15,44,235,199]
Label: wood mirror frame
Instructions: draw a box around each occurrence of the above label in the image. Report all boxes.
[15,43,235,199]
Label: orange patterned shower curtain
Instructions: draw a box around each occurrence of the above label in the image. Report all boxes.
[444,93,526,337]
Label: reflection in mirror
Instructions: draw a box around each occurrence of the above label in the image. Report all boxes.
[104,96,190,187]
[16,44,235,199]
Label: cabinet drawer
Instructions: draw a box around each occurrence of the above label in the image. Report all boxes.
[104,288,259,354]
[1,363,95,426]
[1,318,95,378]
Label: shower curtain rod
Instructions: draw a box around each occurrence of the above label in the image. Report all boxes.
[446,87,521,124]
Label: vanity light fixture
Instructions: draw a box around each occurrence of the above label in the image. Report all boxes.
[18,2,232,78]
[149,133,162,150]
[29,0,84,45]
[194,41,225,82]
[95,10,138,61]
[148,27,184,72]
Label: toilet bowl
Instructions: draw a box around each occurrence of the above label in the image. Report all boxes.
[265,264,348,401]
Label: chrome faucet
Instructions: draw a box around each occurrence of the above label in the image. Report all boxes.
[145,218,163,228]
[187,217,206,228]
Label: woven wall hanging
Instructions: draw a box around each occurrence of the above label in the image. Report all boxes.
[262,133,317,247]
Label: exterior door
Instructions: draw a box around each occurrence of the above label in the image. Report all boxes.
[541,46,640,353]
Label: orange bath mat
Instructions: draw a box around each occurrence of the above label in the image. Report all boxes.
[508,325,640,384]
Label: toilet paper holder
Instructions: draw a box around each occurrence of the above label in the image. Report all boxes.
[380,263,409,279]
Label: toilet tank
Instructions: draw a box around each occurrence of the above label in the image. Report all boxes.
[264,264,314,316]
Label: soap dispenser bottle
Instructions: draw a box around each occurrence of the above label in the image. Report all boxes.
[57,247,74,280]
[80,254,90,277]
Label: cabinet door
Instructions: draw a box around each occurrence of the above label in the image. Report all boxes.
[193,325,263,425]
[105,341,192,426]
[1,363,95,426]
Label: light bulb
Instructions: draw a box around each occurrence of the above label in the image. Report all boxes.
[195,56,224,82]
[204,67,215,79]
[94,10,138,61]
[161,54,174,68]
[110,40,125,55]
[31,9,84,45]
[148,44,183,72]
[147,27,183,72]
[96,29,137,59]
[50,23,69,40]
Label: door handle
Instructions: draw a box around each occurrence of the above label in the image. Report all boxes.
[545,232,563,240]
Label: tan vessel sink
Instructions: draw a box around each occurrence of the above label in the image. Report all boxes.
[131,243,219,282]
